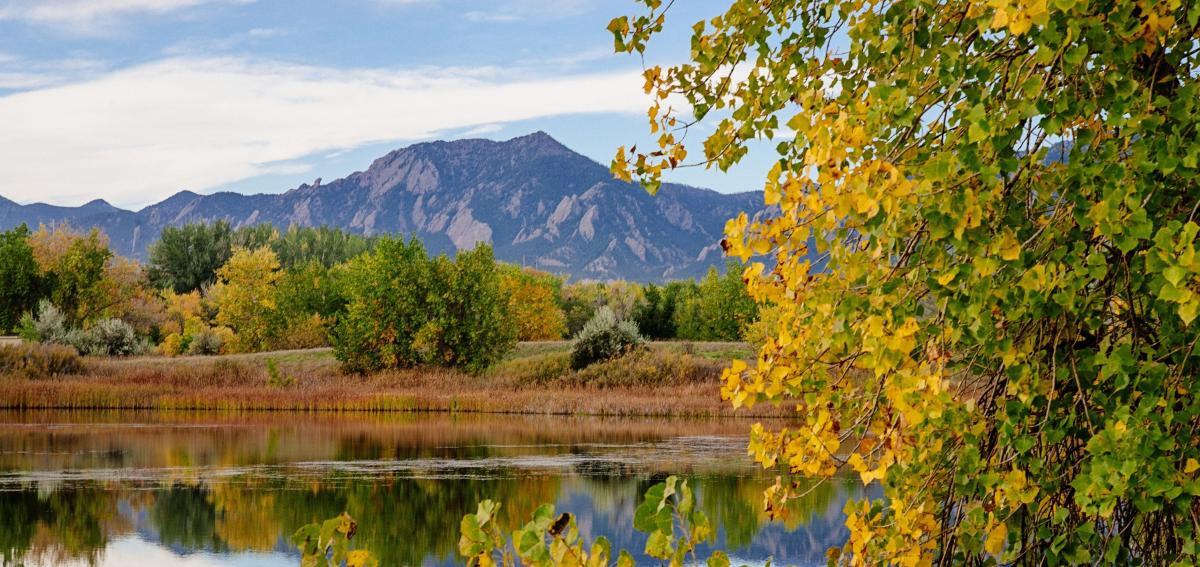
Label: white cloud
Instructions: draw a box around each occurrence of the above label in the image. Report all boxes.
[0,72,59,89]
[411,0,595,23]
[456,123,504,137]
[0,56,110,92]
[0,57,650,207]
[0,0,253,32]
[163,27,288,55]
[464,10,522,23]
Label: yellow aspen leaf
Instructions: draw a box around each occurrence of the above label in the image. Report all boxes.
[937,270,957,286]
[1179,300,1199,325]
[985,521,1007,555]
[999,230,1021,261]
[1186,458,1200,474]
[347,550,372,567]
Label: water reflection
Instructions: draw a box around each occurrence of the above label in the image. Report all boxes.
[0,411,871,567]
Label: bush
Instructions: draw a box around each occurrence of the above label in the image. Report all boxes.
[270,314,329,351]
[83,318,143,356]
[186,328,224,355]
[18,300,68,344]
[18,302,146,357]
[0,343,84,378]
[570,307,644,370]
[490,351,573,386]
[568,348,722,388]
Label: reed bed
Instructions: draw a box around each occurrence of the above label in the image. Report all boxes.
[0,343,789,417]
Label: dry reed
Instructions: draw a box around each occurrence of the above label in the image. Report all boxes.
[0,344,788,417]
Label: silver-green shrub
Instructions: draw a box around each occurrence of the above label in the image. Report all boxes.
[83,318,143,356]
[569,306,644,370]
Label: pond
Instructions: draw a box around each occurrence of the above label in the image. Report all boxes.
[0,411,869,567]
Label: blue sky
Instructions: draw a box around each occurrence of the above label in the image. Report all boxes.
[0,0,776,208]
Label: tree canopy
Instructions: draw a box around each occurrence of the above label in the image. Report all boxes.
[148,221,235,294]
[0,225,40,333]
[614,0,1200,563]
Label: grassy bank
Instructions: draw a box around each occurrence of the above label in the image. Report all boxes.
[0,341,785,417]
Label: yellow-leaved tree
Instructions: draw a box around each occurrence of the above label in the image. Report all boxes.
[499,266,567,341]
[611,0,1200,564]
[212,247,281,353]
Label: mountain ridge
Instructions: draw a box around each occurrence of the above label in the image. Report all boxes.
[0,132,763,281]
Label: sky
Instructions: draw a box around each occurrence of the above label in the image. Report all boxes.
[0,0,777,209]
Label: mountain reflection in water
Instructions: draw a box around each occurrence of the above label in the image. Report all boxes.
[0,411,873,567]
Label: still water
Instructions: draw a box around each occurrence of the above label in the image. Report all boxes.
[0,411,867,567]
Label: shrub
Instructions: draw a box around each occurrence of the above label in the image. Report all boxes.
[570,307,644,370]
[0,343,84,378]
[18,302,146,357]
[83,318,143,356]
[490,351,573,386]
[265,357,295,387]
[18,300,68,344]
[187,328,224,356]
[160,333,185,356]
[270,314,329,350]
[569,348,721,388]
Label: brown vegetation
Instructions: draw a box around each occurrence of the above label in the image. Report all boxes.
[0,343,84,378]
[0,342,788,417]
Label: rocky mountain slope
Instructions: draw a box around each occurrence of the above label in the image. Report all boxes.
[0,132,764,281]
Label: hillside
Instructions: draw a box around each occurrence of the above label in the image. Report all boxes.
[0,132,763,281]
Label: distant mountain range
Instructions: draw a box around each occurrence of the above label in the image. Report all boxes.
[0,132,764,281]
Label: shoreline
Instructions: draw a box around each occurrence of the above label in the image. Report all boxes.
[0,342,793,418]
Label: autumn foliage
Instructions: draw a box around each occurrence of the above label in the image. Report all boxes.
[614,0,1200,564]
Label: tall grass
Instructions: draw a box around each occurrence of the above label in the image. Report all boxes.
[0,344,84,378]
[0,343,784,417]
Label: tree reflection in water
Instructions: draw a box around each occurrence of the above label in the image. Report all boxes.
[0,411,873,567]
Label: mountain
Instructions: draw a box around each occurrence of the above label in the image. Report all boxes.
[0,132,764,281]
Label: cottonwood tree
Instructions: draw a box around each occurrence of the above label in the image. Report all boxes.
[211,247,282,353]
[148,221,235,294]
[0,225,41,333]
[614,0,1200,564]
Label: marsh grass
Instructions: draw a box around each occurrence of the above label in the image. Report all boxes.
[0,342,780,417]
[0,343,84,378]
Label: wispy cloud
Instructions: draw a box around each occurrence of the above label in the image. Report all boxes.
[0,0,254,32]
[0,57,649,207]
[0,72,60,90]
[0,56,110,92]
[464,10,522,23]
[456,123,504,137]
[163,27,287,55]
[379,0,596,24]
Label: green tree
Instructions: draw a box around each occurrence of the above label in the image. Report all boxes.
[695,262,757,341]
[668,266,756,342]
[232,223,277,252]
[45,229,112,326]
[270,225,375,270]
[632,281,699,340]
[436,246,517,373]
[670,282,704,340]
[332,237,437,373]
[332,238,515,373]
[148,221,234,293]
[614,0,1200,564]
[560,282,605,337]
[275,259,348,321]
[0,225,41,333]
